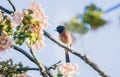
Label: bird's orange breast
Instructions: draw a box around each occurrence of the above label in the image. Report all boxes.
[59,30,72,46]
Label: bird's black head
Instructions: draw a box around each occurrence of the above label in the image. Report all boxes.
[56,25,65,33]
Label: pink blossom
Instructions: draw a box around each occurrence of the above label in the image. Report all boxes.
[59,63,79,77]
[0,12,3,22]
[29,23,43,35]
[13,74,31,77]
[0,35,12,52]
[13,11,24,24]
[30,2,43,19]
[31,39,44,51]
[39,18,49,29]
[29,2,49,29]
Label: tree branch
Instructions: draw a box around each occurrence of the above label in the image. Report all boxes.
[17,67,39,71]
[105,3,120,13]
[44,30,110,77]
[13,45,36,64]
[0,6,13,14]
[30,48,48,77]
[48,60,61,70]
[7,0,16,12]
[13,45,55,77]
[17,67,55,77]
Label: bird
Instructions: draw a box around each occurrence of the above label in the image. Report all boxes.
[56,25,72,62]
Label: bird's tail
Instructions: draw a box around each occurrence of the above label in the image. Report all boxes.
[65,49,70,62]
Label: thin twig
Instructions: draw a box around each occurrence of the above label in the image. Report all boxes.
[13,45,36,64]
[17,68,39,71]
[48,60,62,70]
[45,61,61,77]
[104,3,120,13]
[44,30,110,77]
[17,67,55,77]
[13,45,55,77]
[7,0,16,12]
[30,48,48,77]
[0,6,13,14]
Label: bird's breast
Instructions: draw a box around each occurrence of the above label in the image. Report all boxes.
[59,30,72,46]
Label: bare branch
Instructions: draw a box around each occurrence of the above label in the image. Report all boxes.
[48,60,62,70]
[105,3,120,13]
[44,30,110,77]
[0,6,13,14]
[13,45,36,63]
[7,0,16,12]
[13,45,55,77]
[17,67,39,71]
[17,67,55,77]
[30,48,48,77]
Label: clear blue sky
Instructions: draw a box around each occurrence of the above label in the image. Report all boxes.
[0,0,120,77]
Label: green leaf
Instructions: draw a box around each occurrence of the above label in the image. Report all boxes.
[65,17,89,35]
[83,3,106,29]
[57,72,63,77]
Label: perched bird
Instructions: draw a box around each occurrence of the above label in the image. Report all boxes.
[56,25,72,62]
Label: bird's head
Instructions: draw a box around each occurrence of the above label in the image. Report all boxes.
[56,25,65,33]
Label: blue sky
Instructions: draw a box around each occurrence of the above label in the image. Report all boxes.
[0,0,120,77]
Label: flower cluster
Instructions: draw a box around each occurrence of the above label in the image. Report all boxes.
[13,12,24,24]
[0,59,29,77]
[0,12,13,52]
[13,2,49,51]
[58,63,79,77]
[0,35,12,51]
[30,2,48,29]
[0,12,13,35]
